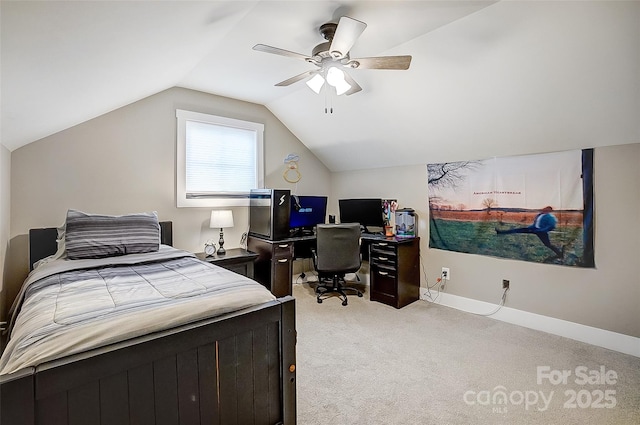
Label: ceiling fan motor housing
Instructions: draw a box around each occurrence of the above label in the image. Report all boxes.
[312,22,338,60]
[319,22,337,41]
[311,42,332,59]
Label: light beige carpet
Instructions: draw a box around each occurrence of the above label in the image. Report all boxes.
[293,281,640,425]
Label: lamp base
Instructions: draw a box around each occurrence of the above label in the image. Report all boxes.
[217,228,226,255]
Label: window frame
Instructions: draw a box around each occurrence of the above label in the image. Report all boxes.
[176,109,264,207]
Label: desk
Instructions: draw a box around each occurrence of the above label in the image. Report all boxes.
[368,237,420,308]
[247,235,315,297]
[248,233,420,307]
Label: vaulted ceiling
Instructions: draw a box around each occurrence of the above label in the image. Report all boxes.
[2,1,638,172]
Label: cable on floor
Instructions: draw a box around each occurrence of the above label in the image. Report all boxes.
[419,253,509,316]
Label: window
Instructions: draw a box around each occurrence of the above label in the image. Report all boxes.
[176,110,264,207]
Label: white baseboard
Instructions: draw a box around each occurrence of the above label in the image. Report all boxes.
[420,288,640,358]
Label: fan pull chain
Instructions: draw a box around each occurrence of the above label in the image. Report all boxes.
[324,86,334,114]
[324,85,329,114]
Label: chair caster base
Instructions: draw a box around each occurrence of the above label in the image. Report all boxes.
[314,277,362,306]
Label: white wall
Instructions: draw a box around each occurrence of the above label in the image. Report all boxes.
[331,144,640,338]
[0,2,6,306]
[0,144,9,293]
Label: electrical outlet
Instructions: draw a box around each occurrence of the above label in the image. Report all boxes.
[441,267,450,280]
[502,279,510,289]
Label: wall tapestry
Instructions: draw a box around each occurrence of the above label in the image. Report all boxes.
[427,149,594,267]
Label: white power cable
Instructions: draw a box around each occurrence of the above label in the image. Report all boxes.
[419,255,509,316]
[470,287,509,317]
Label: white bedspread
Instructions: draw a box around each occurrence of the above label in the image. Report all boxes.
[0,246,276,376]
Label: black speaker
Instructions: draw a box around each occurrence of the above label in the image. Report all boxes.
[328,215,336,224]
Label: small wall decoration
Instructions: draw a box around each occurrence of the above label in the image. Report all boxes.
[427,149,594,267]
[283,153,301,183]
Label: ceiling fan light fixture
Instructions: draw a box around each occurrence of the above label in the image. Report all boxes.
[255,16,412,97]
[326,67,351,95]
[325,66,343,85]
[334,79,351,96]
[306,73,325,94]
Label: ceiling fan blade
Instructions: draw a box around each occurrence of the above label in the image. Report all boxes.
[253,44,310,61]
[349,55,412,70]
[275,70,317,87]
[342,71,362,96]
[329,16,367,59]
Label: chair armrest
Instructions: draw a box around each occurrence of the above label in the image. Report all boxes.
[310,248,318,270]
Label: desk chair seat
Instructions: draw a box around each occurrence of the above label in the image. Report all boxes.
[312,223,363,306]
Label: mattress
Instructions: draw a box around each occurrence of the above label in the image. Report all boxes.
[0,245,276,376]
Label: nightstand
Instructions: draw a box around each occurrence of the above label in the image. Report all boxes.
[195,248,258,279]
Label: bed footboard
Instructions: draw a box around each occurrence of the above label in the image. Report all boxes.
[0,296,296,425]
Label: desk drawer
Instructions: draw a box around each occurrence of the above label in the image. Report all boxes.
[370,251,396,268]
[370,265,397,296]
[370,241,395,253]
[370,242,397,269]
[273,242,294,257]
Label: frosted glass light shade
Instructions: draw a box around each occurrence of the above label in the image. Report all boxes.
[306,74,325,94]
[326,67,351,95]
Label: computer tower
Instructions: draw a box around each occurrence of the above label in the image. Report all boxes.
[249,189,291,241]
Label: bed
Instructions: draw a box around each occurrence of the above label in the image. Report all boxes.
[0,211,297,425]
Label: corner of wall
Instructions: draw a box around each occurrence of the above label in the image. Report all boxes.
[0,143,11,319]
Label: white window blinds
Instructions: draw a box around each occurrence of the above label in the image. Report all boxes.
[177,110,264,207]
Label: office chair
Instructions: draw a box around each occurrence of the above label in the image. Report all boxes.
[311,223,363,306]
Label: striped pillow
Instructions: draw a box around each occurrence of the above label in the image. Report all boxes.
[65,210,160,260]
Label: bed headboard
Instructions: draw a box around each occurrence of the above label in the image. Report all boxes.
[28,221,173,271]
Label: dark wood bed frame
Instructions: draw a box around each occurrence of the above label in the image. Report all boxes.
[0,222,297,425]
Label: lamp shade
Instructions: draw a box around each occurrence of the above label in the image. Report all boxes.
[210,210,234,229]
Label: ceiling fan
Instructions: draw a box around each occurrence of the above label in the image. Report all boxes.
[253,16,412,96]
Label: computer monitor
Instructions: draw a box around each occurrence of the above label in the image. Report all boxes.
[338,198,384,233]
[289,195,328,235]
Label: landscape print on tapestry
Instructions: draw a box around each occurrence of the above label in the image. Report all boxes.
[427,149,594,267]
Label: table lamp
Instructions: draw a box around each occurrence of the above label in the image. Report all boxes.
[210,210,234,255]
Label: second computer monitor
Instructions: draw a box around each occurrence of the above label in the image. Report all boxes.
[338,198,384,233]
